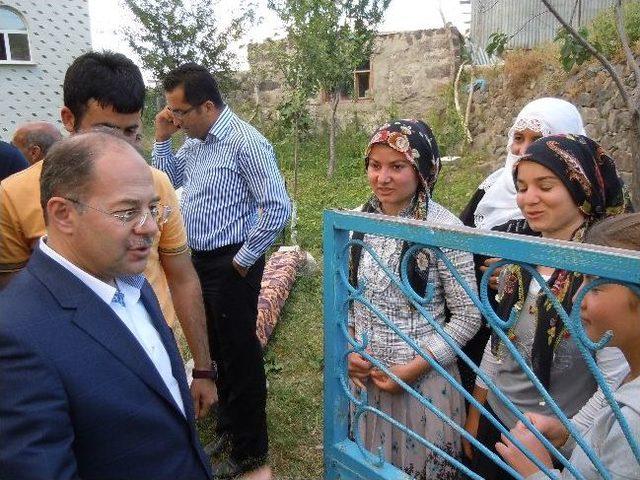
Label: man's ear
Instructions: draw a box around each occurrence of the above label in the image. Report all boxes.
[46,197,77,234]
[28,145,42,164]
[60,107,76,134]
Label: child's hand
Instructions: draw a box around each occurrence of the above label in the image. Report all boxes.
[519,412,569,448]
[495,423,553,477]
[348,352,372,389]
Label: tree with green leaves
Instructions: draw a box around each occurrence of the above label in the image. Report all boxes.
[122,0,254,90]
[542,0,640,208]
[269,0,390,177]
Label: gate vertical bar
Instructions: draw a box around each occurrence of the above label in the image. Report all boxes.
[323,210,350,479]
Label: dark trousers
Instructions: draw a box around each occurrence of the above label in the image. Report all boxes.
[191,244,268,466]
[468,404,516,480]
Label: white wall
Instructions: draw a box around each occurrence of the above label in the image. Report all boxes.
[0,0,91,137]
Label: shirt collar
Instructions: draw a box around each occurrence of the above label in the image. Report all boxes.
[39,237,146,306]
[206,105,233,142]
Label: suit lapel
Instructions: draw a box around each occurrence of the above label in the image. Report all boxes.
[28,247,189,420]
[140,283,196,422]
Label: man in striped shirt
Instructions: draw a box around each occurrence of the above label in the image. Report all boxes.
[153,63,291,480]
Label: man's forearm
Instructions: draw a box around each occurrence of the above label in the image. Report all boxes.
[171,279,211,368]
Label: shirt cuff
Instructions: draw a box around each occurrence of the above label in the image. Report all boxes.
[234,243,259,268]
[152,139,173,158]
[422,333,455,367]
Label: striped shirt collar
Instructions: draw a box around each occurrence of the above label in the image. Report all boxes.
[206,105,233,143]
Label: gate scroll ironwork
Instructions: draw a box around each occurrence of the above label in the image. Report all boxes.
[323,209,640,480]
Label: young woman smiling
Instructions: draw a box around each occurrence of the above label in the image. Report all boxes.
[348,120,481,479]
[464,135,630,479]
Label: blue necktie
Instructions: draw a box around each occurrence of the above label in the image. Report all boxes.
[112,289,126,307]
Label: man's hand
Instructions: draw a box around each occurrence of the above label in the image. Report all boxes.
[232,259,249,277]
[155,107,180,142]
[495,422,553,477]
[190,378,218,419]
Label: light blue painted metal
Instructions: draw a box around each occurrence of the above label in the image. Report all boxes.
[323,209,640,480]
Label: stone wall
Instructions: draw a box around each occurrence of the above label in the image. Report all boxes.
[233,27,464,133]
[466,55,637,185]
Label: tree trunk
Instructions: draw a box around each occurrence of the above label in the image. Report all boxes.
[289,119,300,245]
[631,110,640,211]
[327,92,340,178]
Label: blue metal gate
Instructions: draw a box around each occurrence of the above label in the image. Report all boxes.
[323,209,640,480]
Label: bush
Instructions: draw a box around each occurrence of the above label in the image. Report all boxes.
[590,1,640,58]
[503,48,545,96]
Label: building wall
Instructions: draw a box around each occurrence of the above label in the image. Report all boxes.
[467,59,636,186]
[0,0,91,137]
[239,27,463,132]
[470,0,612,51]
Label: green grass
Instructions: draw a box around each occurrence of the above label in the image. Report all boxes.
[194,131,481,478]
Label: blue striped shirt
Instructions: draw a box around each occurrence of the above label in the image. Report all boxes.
[152,106,291,267]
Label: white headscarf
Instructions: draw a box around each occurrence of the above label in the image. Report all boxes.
[473,97,587,230]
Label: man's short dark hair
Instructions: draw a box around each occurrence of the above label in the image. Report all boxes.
[40,131,129,224]
[162,63,224,108]
[63,51,145,124]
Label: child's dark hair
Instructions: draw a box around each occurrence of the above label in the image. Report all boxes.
[585,213,640,251]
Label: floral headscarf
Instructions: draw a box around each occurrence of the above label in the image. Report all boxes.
[351,120,441,295]
[514,134,626,219]
[365,119,441,197]
[495,134,627,389]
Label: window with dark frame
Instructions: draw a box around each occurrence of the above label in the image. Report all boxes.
[354,59,371,99]
[0,7,31,63]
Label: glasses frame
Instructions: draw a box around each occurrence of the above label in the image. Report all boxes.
[167,102,204,119]
[63,197,172,228]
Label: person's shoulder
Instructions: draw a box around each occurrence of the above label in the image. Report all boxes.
[149,166,172,188]
[227,109,271,147]
[1,160,42,195]
[428,199,464,227]
[0,268,52,328]
[0,140,28,167]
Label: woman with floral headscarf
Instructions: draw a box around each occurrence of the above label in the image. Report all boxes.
[464,135,630,479]
[347,119,481,479]
[457,98,588,401]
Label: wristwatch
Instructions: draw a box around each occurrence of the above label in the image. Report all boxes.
[192,361,217,380]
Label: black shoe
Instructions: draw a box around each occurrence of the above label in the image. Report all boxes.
[211,458,242,479]
[204,432,230,458]
[212,455,269,480]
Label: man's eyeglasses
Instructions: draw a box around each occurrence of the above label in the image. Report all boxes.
[168,103,203,119]
[64,198,172,228]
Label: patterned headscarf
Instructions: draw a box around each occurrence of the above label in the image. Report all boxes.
[365,119,441,198]
[352,120,441,296]
[495,134,627,389]
[514,134,626,219]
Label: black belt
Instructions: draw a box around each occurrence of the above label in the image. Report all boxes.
[191,243,243,258]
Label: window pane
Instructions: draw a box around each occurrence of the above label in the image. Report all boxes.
[0,8,26,31]
[8,33,29,61]
[0,36,6,60]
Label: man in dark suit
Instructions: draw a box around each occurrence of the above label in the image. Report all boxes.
[0,131,211,480]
